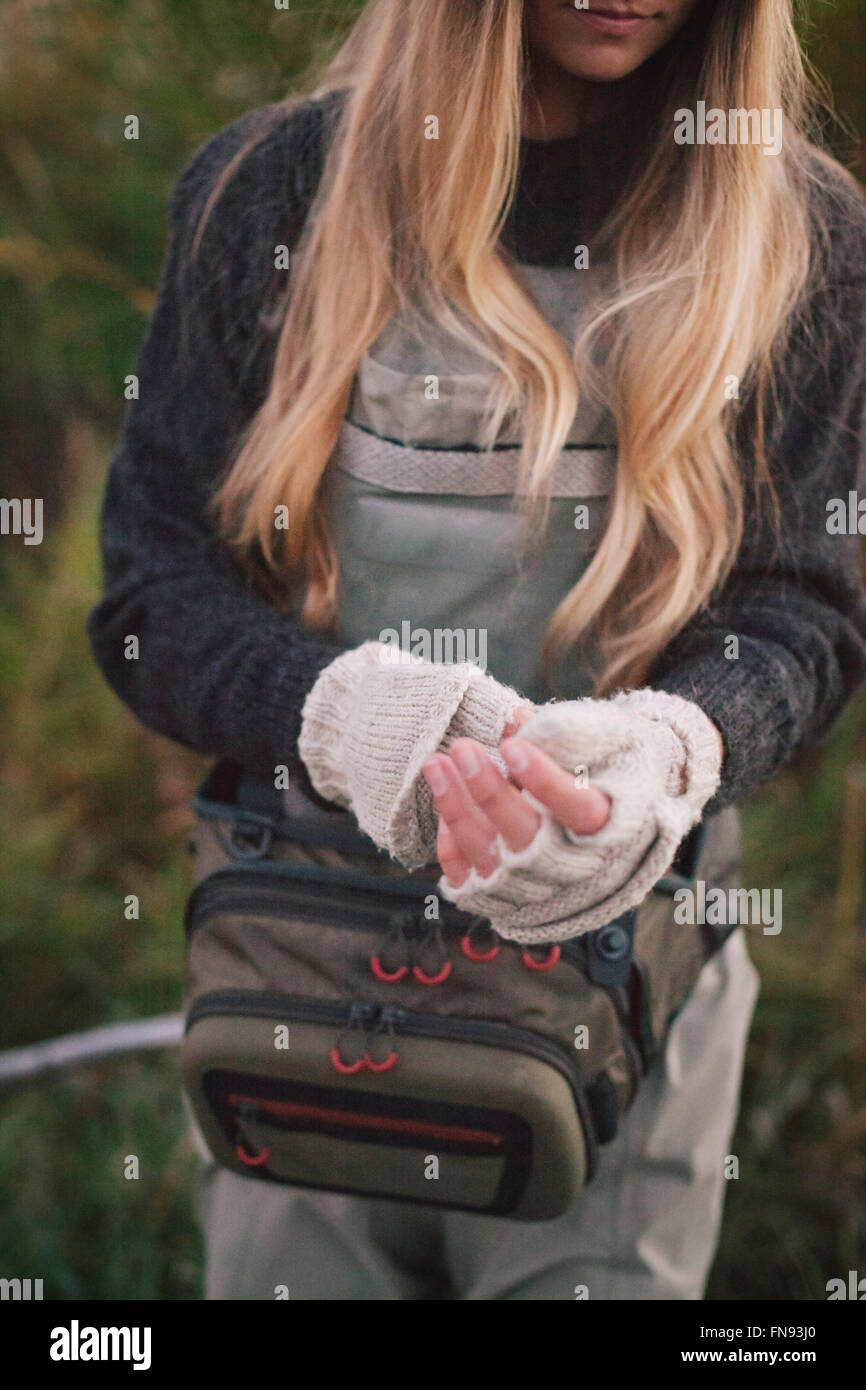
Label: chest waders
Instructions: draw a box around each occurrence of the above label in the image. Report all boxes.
[181,266,742,1220]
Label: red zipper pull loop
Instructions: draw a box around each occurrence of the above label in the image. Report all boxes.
[236,1141,272,1166]
[521,944,561,972]
[365,1005,401,1072]
[329,1047,367,1074]
[234,1100,272,1166]
[411,921,452,986]
[330,1003,374,1073]
[370,912,412,982]
[460,917,500,963]
[412,960,452,985]
[370,955,409,982]
[365,1051,398,1072]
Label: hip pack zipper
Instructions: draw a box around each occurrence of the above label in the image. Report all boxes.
[185,864,466,940]
[186,865,599,972]
[185,989,599,1178]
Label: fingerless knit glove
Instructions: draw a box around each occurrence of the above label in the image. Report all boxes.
[297,639,529,869]
[437,689,723,943]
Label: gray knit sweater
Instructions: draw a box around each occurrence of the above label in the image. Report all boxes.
[87,90,866,816]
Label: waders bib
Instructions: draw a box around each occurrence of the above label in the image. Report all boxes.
[182,264,742,1220]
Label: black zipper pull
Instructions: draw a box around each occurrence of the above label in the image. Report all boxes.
[239,1099,258,1126]
[378,1004,408,1028]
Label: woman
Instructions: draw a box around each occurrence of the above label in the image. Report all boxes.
[88,0,866,1299]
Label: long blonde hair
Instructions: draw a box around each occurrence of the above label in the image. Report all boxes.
[201,0,835,692]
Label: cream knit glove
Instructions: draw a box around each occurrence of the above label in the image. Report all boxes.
[437,689,723,943]
[297,639,529,869]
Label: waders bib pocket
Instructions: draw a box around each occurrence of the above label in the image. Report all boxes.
[181,263,744,1218]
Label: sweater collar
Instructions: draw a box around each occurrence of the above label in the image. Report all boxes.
[507,108,638,266]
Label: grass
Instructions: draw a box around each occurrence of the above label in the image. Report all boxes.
[0,443,206,1300]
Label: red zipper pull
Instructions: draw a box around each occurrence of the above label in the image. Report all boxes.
[330,1002,376,1073]
[412,921,452,985]
[370,911,413,982]
[234,1099,272,1166]
[365,1005,404,1072]
[521,944,561,972]
[460,917,500,962]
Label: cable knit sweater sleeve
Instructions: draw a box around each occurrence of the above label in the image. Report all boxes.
[86,95,353,767]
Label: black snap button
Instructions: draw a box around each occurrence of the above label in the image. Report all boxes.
[597,924,630,960]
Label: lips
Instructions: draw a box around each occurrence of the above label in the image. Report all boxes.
[564,5,656,36]
[571,5,650,14]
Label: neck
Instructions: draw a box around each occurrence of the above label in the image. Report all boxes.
[520,53,649,140]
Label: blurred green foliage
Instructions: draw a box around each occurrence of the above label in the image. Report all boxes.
[0,0,864,1302]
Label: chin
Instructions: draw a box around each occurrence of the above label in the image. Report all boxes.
[552,43,650,82]
[563,53,645,82]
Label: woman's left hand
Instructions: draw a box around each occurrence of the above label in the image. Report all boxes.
[422,713,612,889]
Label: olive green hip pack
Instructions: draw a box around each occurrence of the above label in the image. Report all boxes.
[181,760,741,1221]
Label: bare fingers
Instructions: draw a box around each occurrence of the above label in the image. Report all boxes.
[423,734,611,890]
[436,816,470,888]
[448,740,540,851]
[499,736,611,835]
[422,752,502,882]
[423,740,542,887]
